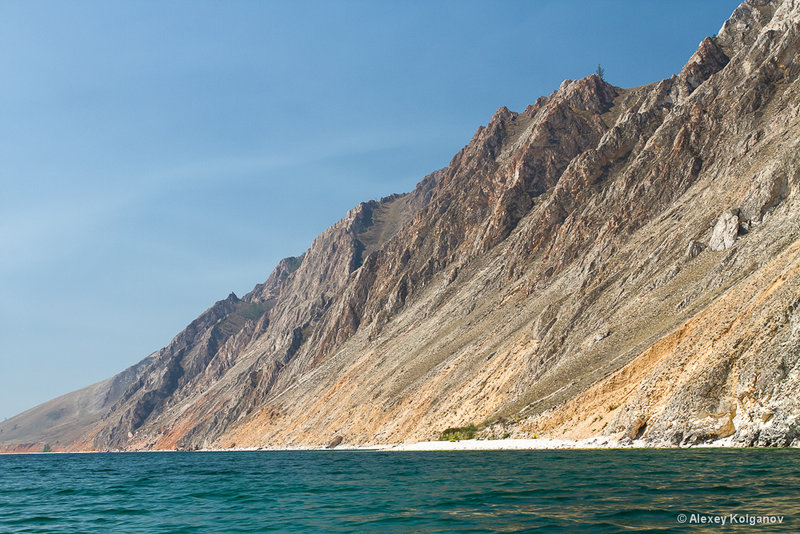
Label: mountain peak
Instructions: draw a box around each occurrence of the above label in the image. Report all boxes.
[554,74,618,114]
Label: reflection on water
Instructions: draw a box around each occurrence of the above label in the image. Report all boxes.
[0,448,798,532]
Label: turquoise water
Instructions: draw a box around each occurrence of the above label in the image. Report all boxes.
[1,449,798,532]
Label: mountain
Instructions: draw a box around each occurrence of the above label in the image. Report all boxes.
[3,0,799,451]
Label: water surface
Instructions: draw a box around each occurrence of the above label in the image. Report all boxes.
[1,449,798,532]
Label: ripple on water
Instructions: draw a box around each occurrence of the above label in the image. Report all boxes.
[1,449,799,532]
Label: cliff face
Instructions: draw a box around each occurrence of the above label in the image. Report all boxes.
[3,0,800,451]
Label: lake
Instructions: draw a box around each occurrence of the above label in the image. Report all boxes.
[1,448,798,532]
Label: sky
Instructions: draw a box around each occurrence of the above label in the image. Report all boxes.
[0,0,743,420]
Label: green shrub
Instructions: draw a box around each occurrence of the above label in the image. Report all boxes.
[440,424,478,442]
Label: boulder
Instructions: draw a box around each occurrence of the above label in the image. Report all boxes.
[709,209,741,251]
[740,168,788,223]
[686,240,706,259]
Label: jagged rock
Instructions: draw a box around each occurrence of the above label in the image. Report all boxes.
[326,435,344,449]
[676,37,730,98]
[740,165,789,223]
[709,209,741,251]
[686,240,707,259]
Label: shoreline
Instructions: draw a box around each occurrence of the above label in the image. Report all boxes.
[4,436,797,454]
[380,437,629,451]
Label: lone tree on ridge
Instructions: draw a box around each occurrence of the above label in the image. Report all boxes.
[595,64,605,80]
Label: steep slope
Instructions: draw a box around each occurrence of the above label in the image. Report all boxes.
[2,0,799,451]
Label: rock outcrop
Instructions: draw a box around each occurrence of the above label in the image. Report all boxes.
[709,209,742,251]
[3,0,800,451]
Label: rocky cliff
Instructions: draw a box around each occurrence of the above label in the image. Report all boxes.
[3,0,800,451]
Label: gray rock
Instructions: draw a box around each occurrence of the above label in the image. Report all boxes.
[709,209,741,251]
[686,240,706,259]
[740,167,788,223]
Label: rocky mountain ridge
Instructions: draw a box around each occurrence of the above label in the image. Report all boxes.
[2,0,799,451]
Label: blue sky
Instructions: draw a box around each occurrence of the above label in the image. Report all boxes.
[0,1,742,419]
